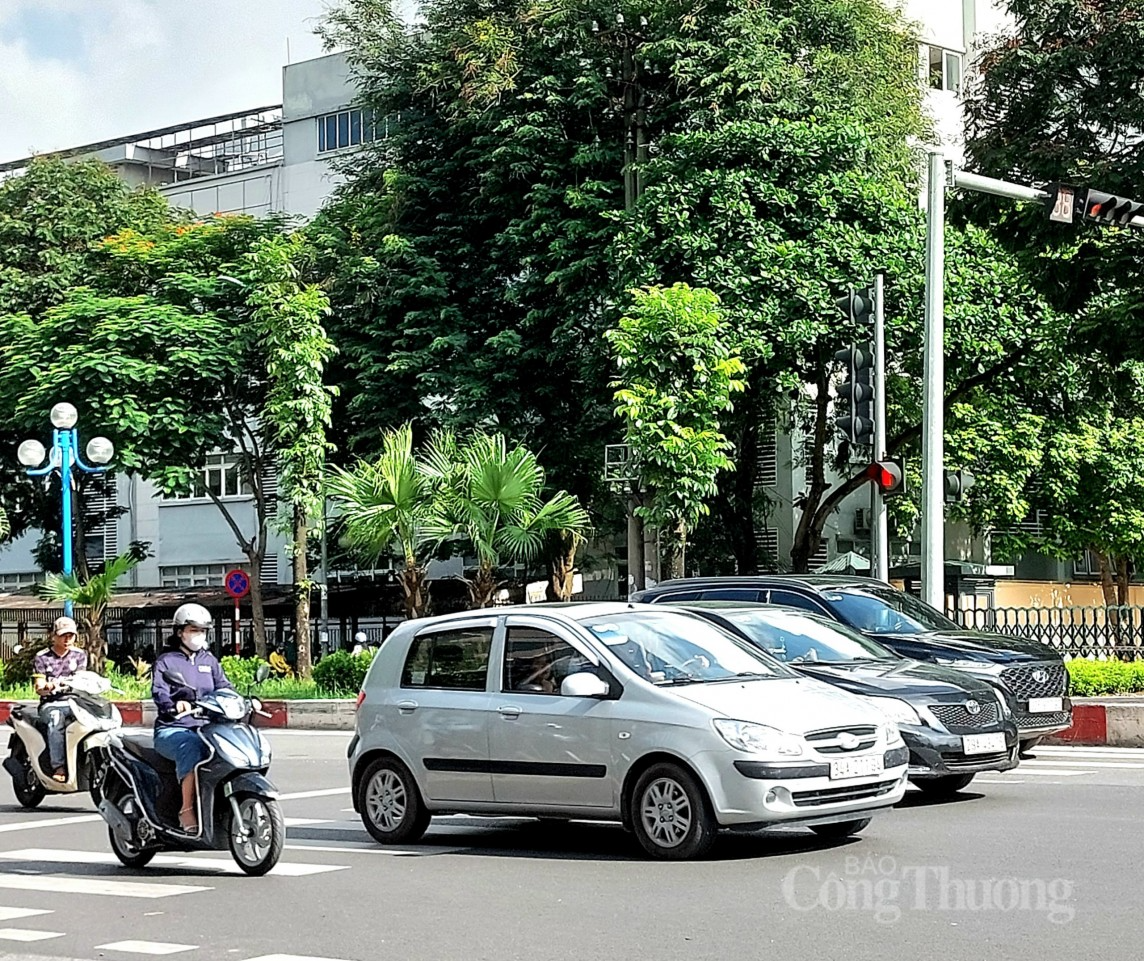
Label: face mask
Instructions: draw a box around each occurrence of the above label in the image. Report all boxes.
[183,632,209,652]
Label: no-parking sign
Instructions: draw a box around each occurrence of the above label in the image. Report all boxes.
[224,569,251,599]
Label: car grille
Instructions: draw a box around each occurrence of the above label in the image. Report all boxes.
[940,750,1010,771]
[1014,709,1072,731]
[1000,663,1067,700]
[792,779,900,808]
[929,702,1001,730]
[805,725,879,755]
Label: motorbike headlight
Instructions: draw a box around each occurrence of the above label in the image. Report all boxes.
[713,719,804,757]
[868,697,922,726]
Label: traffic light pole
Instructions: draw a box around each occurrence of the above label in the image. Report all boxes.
[871,271,889,582]
[921,152,946,611]
[919,161,1067,609]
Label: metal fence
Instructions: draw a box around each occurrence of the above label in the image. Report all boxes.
[954,606,1144,660]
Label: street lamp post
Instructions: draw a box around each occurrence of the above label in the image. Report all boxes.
[17,403,115,617]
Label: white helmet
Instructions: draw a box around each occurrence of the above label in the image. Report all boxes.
[354,631,368,644]
[173,603,213,630]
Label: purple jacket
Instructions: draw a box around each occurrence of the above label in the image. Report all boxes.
[152,649,232,729]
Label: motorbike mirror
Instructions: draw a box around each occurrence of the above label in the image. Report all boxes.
[11,645,21,655]
[163,670,189,688]
[255,664,271,684]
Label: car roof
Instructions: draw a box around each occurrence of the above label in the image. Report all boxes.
[399,601,675,630]
[641,575,885,592]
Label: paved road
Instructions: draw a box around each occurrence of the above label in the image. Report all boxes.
[0,735,1137,961]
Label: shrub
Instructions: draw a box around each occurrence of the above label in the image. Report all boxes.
[312,649,373,695]
[1066,658,1144,696]
[220,655,271,691]
[4,644,41,685]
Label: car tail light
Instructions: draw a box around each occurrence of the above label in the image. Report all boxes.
[355,690,366,711]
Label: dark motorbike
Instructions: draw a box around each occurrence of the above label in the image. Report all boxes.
[97,666,283,876]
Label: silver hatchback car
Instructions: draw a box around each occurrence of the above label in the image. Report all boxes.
[348,603,909,859]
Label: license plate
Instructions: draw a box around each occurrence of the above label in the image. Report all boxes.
[1027,697,1063,713]
[962,732,1008,755]
[829,756,884,780]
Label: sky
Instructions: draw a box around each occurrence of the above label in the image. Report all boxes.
[0,0,332,163]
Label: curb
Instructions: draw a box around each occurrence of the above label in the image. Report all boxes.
[1044,697,1144,748]
[0,699,357,732]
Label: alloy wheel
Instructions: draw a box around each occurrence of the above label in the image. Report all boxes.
[639,777,693,849]
[365,768,408,832]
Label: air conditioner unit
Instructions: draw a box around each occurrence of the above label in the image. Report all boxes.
[853,508,872,536]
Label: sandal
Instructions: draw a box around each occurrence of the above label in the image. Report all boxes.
[52,770,66,783]
[178,807,198,833]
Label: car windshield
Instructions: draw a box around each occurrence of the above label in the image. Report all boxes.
[821,587,960,635]
[580,610,796,684]
[718,609,900,664]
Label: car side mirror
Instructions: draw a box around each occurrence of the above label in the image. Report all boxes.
[561,672,610,698]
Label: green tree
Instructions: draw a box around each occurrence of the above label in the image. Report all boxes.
[422,430,590,608]
[248,234,337,679]
[606,284,746,576]
[327,423,440,619]
[38,551,143,674]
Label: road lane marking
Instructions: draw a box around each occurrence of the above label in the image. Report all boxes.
[1009,768,1089,777]
[0,908,51,922]
[283,818,334,827]
[0,849,346,878]
[278,788,351,801]
[0,814,102,834]
[0,873,209,899]
[0,929,64,941]
[284,842,464,857]
[95,941,198,955]
[1022,760,1144,769]
[244,955,360,961]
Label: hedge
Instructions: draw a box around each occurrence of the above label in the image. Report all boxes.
[1066,658,1144,697]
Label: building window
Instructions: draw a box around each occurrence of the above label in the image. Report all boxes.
[317,109,374,153]
[160,564,239,588]
[1074,552,1103,579]
[166,453,252,501]
[0,572,44,591]
[925,45,963,93]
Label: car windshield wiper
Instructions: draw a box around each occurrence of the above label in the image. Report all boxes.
[707,671,773,682]
[657,674,702,685]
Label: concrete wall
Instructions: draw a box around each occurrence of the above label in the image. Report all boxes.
[162,166,280,218]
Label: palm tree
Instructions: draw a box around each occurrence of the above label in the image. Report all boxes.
[423,430,591,609]
[326,423,438,619]
[38,552,140,675]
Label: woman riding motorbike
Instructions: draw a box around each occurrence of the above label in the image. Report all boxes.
[152,603,234,833]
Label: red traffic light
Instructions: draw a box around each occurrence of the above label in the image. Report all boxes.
[1081,188,1144,226]
[866,459,905,495]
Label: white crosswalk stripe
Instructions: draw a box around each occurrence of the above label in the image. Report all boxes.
[95,940,198,955]
[0,847,349,878]
[0,928,64,942]
[0,872,210,899]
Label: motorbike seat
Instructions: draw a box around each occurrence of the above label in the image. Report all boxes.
[121,735,176,775]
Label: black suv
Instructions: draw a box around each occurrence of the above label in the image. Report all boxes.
[631,575,1072,753]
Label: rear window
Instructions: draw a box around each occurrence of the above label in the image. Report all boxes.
[401,627,493,690]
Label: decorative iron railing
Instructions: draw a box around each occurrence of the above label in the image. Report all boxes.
[953,606,1144,660]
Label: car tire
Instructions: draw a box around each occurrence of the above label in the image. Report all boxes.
[913,773,975,796]
[630,762,717,860]
[1018,737,1041,758]
[358,757,431,845]
[809,818,871,840]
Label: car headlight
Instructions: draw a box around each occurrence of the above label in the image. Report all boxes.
[934,657,984,670]
[994,688,1012,716]
[713,719,804,757]
[868,697,922,726]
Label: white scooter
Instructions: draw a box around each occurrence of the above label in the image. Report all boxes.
[3,671,123,809]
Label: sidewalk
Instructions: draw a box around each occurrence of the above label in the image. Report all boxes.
[1045,697,1144,748]
[0,699,357,731]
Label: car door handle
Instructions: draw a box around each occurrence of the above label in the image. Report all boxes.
[498,706,522,719]
[396,700,418,714]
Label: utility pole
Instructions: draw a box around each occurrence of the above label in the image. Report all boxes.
[871,270,889,583]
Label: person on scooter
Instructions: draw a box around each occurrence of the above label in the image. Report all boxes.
[31,616,89,782]
[152,603,234,833]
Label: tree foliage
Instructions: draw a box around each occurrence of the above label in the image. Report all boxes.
[606,284,745,574]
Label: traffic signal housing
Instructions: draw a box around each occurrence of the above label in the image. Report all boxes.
[944,469,975,503]
[1080,189,1144,226]
[835,288,874,327]
[834,343,874,445]
[867,459,905,497]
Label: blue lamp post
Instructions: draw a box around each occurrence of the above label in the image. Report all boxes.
[17,403,115,617]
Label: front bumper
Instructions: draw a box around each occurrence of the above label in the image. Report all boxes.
[900,724,1020,778]
[1012,699,1073,736]
[697,746,909,828]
